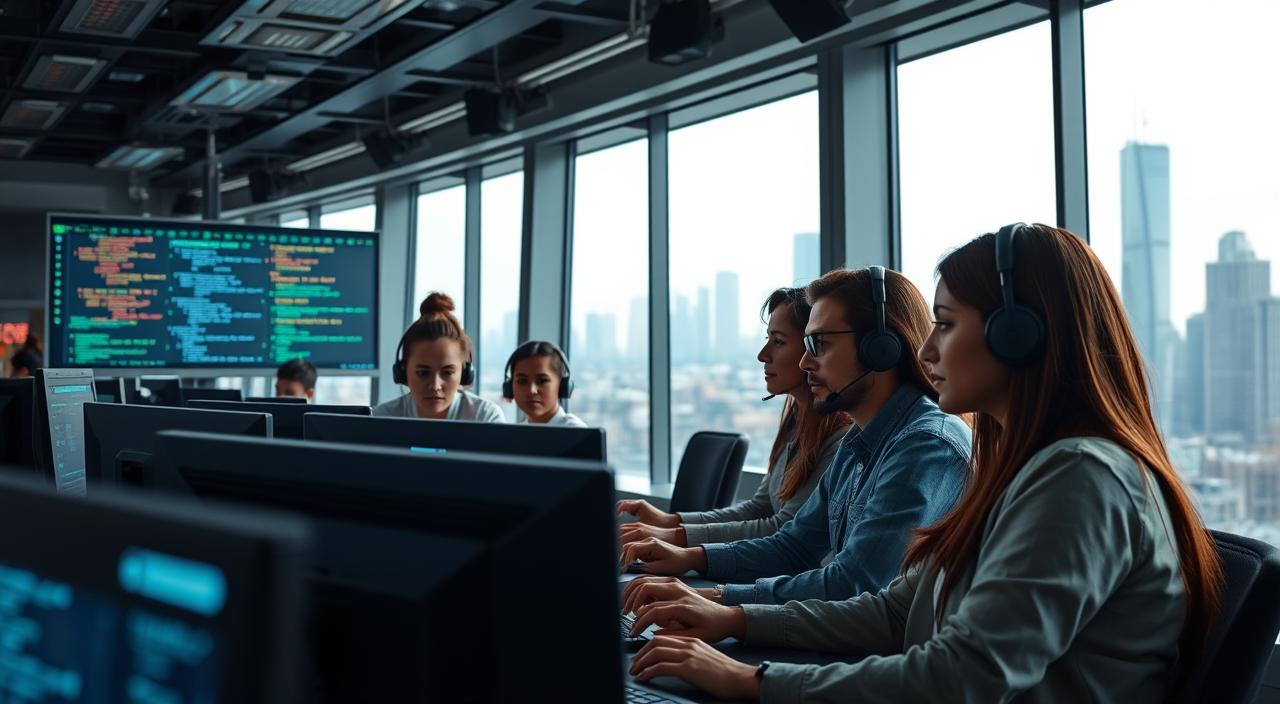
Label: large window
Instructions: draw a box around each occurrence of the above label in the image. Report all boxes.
[279,211,309,229]
[478,171,524,419]
[1085,0,1280,548]
[570,138,650,478]
[668,92,821,472]
[314,198,376,405]
[897,22,1057,305]
[414,184,467,321]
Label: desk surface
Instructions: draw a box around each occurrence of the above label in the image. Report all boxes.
[619,574,849,704]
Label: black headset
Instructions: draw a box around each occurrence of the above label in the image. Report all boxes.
[983,223,1046,367]
[858,265,904,373]
[392,329,475,387]
[502,341,573,400]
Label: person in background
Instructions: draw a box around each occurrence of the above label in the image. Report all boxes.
[373,292,505,422]
[275,358,317,401]
[625,224,1222,703]
[617,287,853,548]
[503,341,587,427]
[8,349,41,378]
[618,267,970,608]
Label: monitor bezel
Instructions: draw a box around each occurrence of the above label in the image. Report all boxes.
[45,212,381,377]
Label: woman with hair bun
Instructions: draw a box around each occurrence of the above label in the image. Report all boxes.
[373,292,505,422]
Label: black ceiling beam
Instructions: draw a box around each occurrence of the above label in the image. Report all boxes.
[316,112,387,125]
[532,3,629,28]
[156,0,591,186]
[0,33,204,59]
[397,18,458,32]
[404,69,490,86]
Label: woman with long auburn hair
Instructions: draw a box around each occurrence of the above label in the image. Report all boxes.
[617,287,853,547]
[622,224,1222,703]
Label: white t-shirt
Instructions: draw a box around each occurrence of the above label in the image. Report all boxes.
[518,405,587,427]
[372,389,506,423]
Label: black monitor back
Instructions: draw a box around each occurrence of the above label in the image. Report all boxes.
[149,430,622,703]
[139,375,184,406]
[185,401,370,439]
[84,402,273,487]
[0,471,309,703]
[245,395,307,404]
[93,378,126,404]
[182,387,245,403]
[304,413,608,462]
[0,378,36,467]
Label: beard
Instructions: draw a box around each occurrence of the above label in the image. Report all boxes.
[811,372,871,416]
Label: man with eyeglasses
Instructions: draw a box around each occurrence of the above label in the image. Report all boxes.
[621,267,970,608]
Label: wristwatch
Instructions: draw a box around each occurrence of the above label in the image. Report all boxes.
[755,661,772,680]
[710,584,725,601]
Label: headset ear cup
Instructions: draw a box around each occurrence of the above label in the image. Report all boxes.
[392,361,406,385]
[502,379,514,400]
[984,305,1045,367]
[858,329,904,373]
[560,375,574,400]
[461,362,475,387]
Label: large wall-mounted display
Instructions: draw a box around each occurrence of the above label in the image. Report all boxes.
[46,215,378,372]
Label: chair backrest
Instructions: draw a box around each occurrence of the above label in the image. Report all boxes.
[1178,529,1280,704]
[668,431,749,514]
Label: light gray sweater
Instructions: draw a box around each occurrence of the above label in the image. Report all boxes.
[676,424,851,546]
[742,437,1186,703]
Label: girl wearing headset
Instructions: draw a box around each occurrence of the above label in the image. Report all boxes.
[373,292,505,423]
[624,225,1221,702]
[503,340,587,427]
[616,287,853,548]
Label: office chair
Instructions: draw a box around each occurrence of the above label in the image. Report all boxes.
[1178,530,1280,704]
[668,431,749,514]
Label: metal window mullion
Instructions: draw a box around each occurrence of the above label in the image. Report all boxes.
[1050,0,1090,241]
[463,166,483,385]
[648,114,672,487]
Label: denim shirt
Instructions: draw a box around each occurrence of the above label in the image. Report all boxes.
[703,384,971,606]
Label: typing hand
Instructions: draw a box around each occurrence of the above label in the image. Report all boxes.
[630,593,746,643]
[618,522,685,547]
[618,538,702,575]
[630,636,760,701]
[615,499,680,528]
[623,576,715,616]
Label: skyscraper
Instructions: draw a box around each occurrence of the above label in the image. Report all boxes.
[1204,231,1270,444]
[714,271,740,362]
[628,296,648,362]
[1175,313,1205,437]
[671,294,693,364]
[1257,297,1280,442]
[695,287,711,362]
[585,312,619,361]
[1120,141,1176,434]
[793,232,820,286]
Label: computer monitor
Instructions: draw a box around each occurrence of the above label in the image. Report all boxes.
[34,368,96,495]
[244,395,307,404]
[148,431,621,702]
[185,400,369,439]
[139,375,183,406]
[0,471,309,703]
[304,414,608,462]
[181,387,245,404]
[85,402,273,487]
[0,377,37,467]
[93,378,126,404]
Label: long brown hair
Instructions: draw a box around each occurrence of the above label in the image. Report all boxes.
[805,267,939,402]
[903,224,1222,672]
[760,287,852,500]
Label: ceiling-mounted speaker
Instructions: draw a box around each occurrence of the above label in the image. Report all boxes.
[361,129,430,169]
[648,0,724,66]
[767,0,850,42]
[248,170,275,204]
[464,89,516,136]
[172,192,201,215]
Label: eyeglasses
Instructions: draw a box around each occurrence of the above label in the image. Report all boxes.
[803,330,858,358]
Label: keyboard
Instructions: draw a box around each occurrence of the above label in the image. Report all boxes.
[621,613,650,650]
[624,685,681,703]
